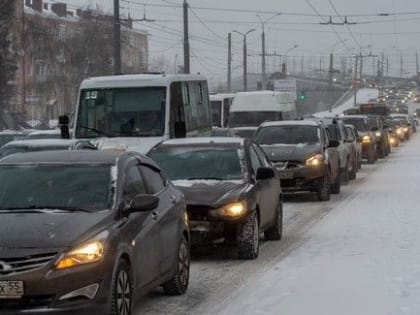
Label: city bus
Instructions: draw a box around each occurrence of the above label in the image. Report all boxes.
[65,74,212,153]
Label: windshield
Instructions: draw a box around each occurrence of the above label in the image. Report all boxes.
[76,87,166,138]
[149,146,244,181]
[0,165,112,211]
[211,101,222,127]
[229,111,283,127]
[342,118,369,132]
[255,125,320,145]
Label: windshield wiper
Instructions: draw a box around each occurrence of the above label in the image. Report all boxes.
[186,177,225,181]
[0,206,93,213]
[78,126,115,137]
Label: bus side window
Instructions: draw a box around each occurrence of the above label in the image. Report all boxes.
[170,82,186,138]
[185,82,198,129]
[197,81,211,130]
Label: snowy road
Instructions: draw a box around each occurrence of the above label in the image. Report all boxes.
[215,134,420,315]
[132,135,410,314]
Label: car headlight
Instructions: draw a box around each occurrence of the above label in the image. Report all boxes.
[216,201,247,217]
[403,127,409,132]
[56,232,108,270]
[305,154,324,167]
[362,136,371,144]
[375,132,381,137]
[396,128,402,135]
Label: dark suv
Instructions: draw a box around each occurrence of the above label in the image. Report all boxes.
[254,120,340,201]
[342,115,378,164]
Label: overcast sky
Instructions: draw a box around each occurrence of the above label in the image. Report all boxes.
[67,0,420,86]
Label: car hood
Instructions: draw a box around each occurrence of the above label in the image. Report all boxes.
[93,137,163,154]
[0,210,112,251]
[173,180,249,208]
[261,144,322,162]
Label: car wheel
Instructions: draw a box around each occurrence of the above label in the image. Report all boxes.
[367,147,376,164]
[238,211,259,260]
[331,167,341,194]
[110,259,132,315]
[317,174,331,201]
[162,236,190,295]
[342,162,350,185]
[349,159,357,180]
[265,200,283,241]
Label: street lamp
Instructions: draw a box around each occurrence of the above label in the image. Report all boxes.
[257,13,281,90]
[233,29,256,92]
[283,44,299,74]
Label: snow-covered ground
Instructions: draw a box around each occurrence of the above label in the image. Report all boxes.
[316,88,379,117]
[215,135,420,315]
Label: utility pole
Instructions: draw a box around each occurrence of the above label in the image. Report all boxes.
[233,29,255,92]
[400,55,403,78]
[329,53,334,90]
[183,0,190,74]
[386,57,389,78]
[261,29,266,89]
[359,52,363,85]
[301,56,304,75]
[113,0,121,75]
[354,54,359,106]
[227,33,232,92]
[416,52,419,83]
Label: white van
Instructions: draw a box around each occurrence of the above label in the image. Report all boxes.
[71,74,212,153]
[210,93,235,128]
[228,91,297,130]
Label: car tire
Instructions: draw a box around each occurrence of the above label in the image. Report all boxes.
[110,259,133,315]
[265,200,283,241]
[331,168,341,194]
[342,161,350,185]
[317,174,331,201]
[349,159,357,180]
[367,147,376,164]
[238,211,259,260]
[162,236,190,296]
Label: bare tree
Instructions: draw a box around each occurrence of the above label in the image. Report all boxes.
[0,0,17,125]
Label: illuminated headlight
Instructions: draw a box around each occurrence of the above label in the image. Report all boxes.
[375,132,381,138]
[215,201,247,217]
[389,137,396,145]
[305,154,324,167]
[56,233,107,270]
[396,128,402,135]
[362,136,371,144]
[403,127,409,132]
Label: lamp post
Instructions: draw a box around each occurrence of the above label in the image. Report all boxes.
[257,13,281,90]
[283,44,299,75]
[233,29,256,91]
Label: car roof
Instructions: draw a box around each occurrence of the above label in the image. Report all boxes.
[0,150,124,165]
[3,139,76,148]
[158,137,245,147]
[342,115,369,119]
[260,120,320,127]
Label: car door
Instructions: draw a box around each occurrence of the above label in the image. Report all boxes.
[140,163,181,275]
[253,143,280,223]
[325,128,339,181]
[248,144,272,229]
[123,162,162,288]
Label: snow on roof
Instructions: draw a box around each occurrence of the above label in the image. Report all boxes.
[161,137,244,146]
[27,129,60,136]
[80,74,207,89]
[260,120,319,127]
[3,139,75,148]
[24,4,79,22]
[210,93,236,101]
[231,90,295,112]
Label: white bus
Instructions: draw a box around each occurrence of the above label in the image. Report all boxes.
[210,93,235,128]
[68,74,212,153]
[228,91,297,131]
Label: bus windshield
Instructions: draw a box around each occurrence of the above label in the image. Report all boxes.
[76,87,166,138]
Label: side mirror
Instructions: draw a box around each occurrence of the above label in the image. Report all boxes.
[328,139,340,148]
[59,115,70,139]
[129,195,159,213]
[256,167,275,180]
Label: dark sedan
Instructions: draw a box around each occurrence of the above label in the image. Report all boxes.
[0,151,189,315]
[254,120,340,201]
[149,138,282,260]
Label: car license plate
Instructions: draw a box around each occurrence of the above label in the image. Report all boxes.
[278,170,294,179]
[0,281,24,299]
[190,221,210,232]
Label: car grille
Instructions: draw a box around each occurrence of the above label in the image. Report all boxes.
[275,161,303,169]
[187,205,213,221]
[0,295,54,310]
[0,252,58,276]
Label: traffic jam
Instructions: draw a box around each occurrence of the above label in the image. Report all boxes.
[0,72,418,314]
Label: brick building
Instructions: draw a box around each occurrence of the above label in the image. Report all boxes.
[11,0,148,124]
